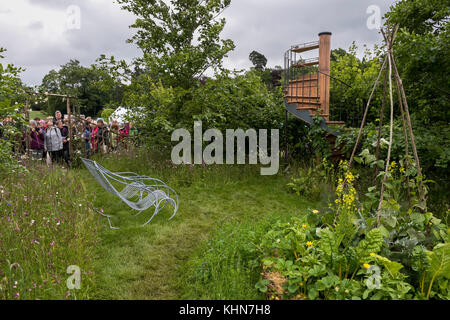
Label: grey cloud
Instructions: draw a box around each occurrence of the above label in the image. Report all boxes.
[27,0,77,10]
[28,21,44,30]
[2,0,140,85]
[3,0,396,85]
[221,0,394,70]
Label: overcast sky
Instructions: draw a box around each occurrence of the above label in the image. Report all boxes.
[0,0,396,86]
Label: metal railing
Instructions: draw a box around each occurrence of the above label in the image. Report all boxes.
[290,41,320,52]
[283,48,363,128]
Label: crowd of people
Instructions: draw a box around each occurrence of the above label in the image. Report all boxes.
[1,110,138,168]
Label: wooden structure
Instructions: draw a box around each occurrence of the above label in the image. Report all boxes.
[24,91,76,157]
[283,32,344,131]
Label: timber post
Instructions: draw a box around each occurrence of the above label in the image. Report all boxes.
[318,32,332,121]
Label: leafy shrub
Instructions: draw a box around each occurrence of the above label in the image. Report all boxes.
[255,160,449,300]
[286,158,335,202]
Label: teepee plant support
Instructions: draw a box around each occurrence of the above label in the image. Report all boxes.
[341,25,427,227]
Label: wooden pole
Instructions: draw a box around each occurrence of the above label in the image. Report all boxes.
[67,97,73,157]
[25,96,31,156]
[396,83,412,206]
[390,53,426,210]
[318,32,332,120]
[382,26,426,210]
[373,68,388,184]
[348,56,387,170]
[377,47,395,226]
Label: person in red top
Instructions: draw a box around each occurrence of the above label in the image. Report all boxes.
[118,122,130,150]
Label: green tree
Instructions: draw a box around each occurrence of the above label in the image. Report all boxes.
[329,43,383,124]
[0,48,27,173]
[39,58,128,117]
[116,0,235,89]
[384,0,450,124]
[249,51,267,70]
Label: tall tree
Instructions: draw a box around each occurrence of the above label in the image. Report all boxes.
[249,50,267,70]
[385,0,450,124]
[39,58,128,117]
[0,48,27,173]
[116,0,235,89]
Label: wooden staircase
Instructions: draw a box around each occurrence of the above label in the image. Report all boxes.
[283,32,344,128]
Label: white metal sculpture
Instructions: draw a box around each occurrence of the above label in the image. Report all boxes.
[81,158,179,229]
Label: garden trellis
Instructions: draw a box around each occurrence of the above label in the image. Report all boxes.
[344,25,427,226]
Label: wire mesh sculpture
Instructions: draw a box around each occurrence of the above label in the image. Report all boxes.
[81,158,179,229]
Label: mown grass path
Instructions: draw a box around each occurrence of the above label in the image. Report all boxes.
[76,154,318,299]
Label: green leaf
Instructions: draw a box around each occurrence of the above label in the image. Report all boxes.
[423,243,450,298]
[371,253,404,277]
[410,212,425,225]
[255,279,270,293]
[356,228,383,262]
[378,225,390,238]
[362,289,371,299]
[376,160,385,169]
[288,283,298,293]
[426,243,450,281]
[308,288,318,300]
[384,215,397,228]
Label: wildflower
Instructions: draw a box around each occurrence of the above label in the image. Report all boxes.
[312,209,319,214]
[428,222,433,226]
[363,264,371,269]
[369,253,375,256]
[14,292,20,299]
[276,239,281,243]
[306,241,313,247]
[50,241,55,247]
[30,219,35,226]
[335,287,339,292]
[302,224,307,229]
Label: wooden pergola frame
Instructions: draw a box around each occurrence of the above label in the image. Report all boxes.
[24,91,77,157]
